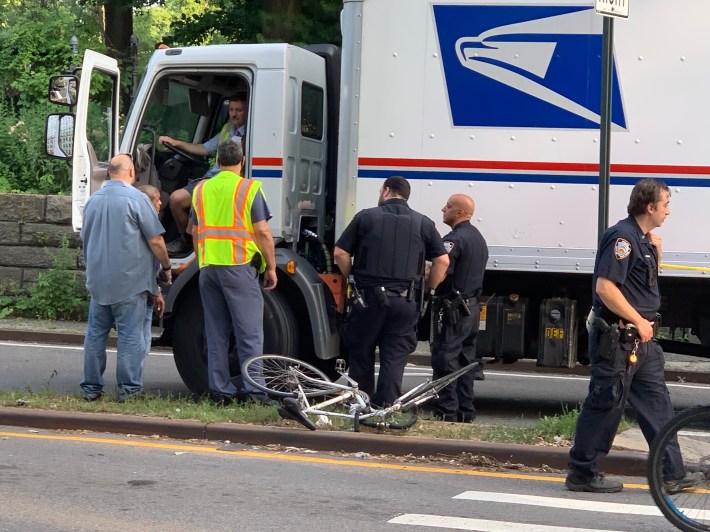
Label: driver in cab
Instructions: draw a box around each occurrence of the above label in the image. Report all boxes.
[158,94,247,255]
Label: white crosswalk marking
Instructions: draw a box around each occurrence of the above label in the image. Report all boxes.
[453,491,663,516]
[388,513,625,531]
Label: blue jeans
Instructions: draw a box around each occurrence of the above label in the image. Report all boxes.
[81,293,148,400]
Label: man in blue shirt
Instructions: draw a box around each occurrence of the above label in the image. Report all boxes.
[80,153,172,402]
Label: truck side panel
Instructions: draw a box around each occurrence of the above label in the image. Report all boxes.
[351,0,710,278]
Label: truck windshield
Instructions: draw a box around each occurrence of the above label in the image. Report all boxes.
[140,80,201,144]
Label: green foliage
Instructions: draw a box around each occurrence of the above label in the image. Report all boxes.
[480,404,632,445]
[0,237,88,320]
[167,0,342,46]
[0,99,71,193]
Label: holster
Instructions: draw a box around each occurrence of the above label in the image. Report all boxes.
[597,320,620,360]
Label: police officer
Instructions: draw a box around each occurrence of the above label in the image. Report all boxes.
[334,176,449,407]
[430,194,488,423]
[567,178,699,493]
[188,139,277,405]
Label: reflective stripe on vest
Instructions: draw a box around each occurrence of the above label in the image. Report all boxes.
[192,170,263,268]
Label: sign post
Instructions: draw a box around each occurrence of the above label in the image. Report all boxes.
[595,0,628,243]
[595,0,629,19]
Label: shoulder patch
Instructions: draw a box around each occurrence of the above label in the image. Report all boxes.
[614,238,632,260]
[443,241,455,254]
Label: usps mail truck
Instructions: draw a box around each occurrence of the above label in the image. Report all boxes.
[45,0,710,393]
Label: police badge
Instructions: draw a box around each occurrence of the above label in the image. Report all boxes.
[614,238,632,260]
[444,241,454,253]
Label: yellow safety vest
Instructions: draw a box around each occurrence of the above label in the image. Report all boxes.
[208,123,240,168]
[192,170,265,271]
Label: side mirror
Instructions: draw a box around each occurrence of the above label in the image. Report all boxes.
[48,75,78,106]
[45,113,75,159]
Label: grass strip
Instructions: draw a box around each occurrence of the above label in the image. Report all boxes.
[0,390,632,446]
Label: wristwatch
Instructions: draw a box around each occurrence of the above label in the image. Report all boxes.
[161,265,171,271]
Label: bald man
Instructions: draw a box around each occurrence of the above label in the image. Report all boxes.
[80,153,171,402]
[430,194,489,423]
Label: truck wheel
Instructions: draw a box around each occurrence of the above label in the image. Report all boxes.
[172,285,300,396]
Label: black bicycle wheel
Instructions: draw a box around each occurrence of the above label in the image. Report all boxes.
[648,405,710,532]
[241,355,340,398]
[359,403,418,430]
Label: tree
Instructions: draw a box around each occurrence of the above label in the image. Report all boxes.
[168,0,341,46]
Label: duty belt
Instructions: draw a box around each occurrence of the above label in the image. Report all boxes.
[592,307,660,338]
[361,287,410,298]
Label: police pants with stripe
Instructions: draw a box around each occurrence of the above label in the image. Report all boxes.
[430,305,479,419]
[568,331,684,480]
[344,294,418,407]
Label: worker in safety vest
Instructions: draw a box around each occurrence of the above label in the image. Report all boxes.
[161,95,247,256]
[188,139,277,405]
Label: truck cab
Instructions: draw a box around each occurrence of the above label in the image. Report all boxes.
[46,44,343,393]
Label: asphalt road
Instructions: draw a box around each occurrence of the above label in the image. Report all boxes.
[0,428,680,532]
[1,339,708,427]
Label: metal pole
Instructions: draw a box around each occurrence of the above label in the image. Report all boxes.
[68,35,79,73]
[598,16,614,243]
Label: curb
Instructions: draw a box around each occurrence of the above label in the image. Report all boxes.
[0,407,648,477]
[0,329,116,347]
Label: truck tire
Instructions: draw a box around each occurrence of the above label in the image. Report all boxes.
[172,284,299,396]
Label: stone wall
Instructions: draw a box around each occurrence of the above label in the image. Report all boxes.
[0,194,80,292]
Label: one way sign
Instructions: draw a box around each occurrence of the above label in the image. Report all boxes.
[595,0,629,18]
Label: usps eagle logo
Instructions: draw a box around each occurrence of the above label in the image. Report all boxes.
[614,238,631,260]
[444,241,455,253]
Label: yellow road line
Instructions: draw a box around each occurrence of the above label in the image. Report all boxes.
[0,430,649,489]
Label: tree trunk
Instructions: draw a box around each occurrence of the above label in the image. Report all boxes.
[262,0,302,42]
[102,0,134,113]
[103,0,133,62]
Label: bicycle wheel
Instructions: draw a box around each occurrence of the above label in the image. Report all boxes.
[241,355,340,398]
[359,403,418,430]
[399,361,479,409]
[648,405,710,532]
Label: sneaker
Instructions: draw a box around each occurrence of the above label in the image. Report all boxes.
[82,393,103,402]
[166,234,193,256]
[433,412,458,423]
[565,471,623,493]
[665,471,705,494]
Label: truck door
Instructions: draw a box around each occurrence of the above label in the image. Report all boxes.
[283,49,327,242]
[71,50,121,231]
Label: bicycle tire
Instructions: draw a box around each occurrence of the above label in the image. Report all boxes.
[399,361,479,409]
[648,405,710,532]
[359,403,418,430]
[241,355,340,398]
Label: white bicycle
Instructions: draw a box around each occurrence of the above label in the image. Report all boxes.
[241,355,478,431]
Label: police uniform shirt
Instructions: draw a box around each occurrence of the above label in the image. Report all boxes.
[436,221,489,298]
[593,215,660,320]
[336,199,447,290]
